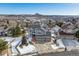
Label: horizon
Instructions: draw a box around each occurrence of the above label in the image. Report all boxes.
[0,13,79,16]
[0,3,79,15]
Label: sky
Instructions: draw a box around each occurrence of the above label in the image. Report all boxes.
[0,3,79,15]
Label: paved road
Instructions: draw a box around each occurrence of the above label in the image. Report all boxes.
[37,51,79,56]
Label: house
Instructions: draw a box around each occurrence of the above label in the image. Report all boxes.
[51,25,61,38]
[30,21,51,43]
[61,22,76,35]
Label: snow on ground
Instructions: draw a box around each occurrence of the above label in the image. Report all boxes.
[51,34,56,38]
[11,37,22,47]
[51,39,65,50]
[11,37,22,55]
[28,36,32,41]
[62,39,79,51]
[11,47,18,56]
[4,37,14,43]
[0,37,14,44]
[17,44,36,55]
[51,44,59,49]
[56,39,65,48]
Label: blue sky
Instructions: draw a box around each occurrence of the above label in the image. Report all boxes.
[0,3,79,15]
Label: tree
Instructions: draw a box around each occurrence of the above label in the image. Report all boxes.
[72,19,76,24]
[20,34,28,48]
[75,30,79,41]
[10,27,15,36]
[7,20,9,24]
[10,25,22,37]
[15,26,22,36]
[22,30,26,34]
[22,34,27,45]
[4,25,8,29]
[47,20,53,29]
[26,22,29,27]
[0,39,8,54]
[56,22,63,27]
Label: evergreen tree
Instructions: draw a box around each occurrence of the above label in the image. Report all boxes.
[75,30,79,38]
[0,39,8,54]
[22,35,27,45]
[10,25,22,37]
[75,30,79,41]
[47,20,53,28]
[56,22,63,27]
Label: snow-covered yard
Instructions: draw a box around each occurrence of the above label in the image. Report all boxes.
[11,37,22,47]
[51,39,65,52]
[10,37,22,55]
[8,36,37,56]
[56,39,65,49]
[6,36,36,56]
[17,44,37,55]
[11,47,18,56]
[62,39,79,51]
[51,38,79,52]
[0,37,15,44]
[0,37,22,56]
[51,44,59,50]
